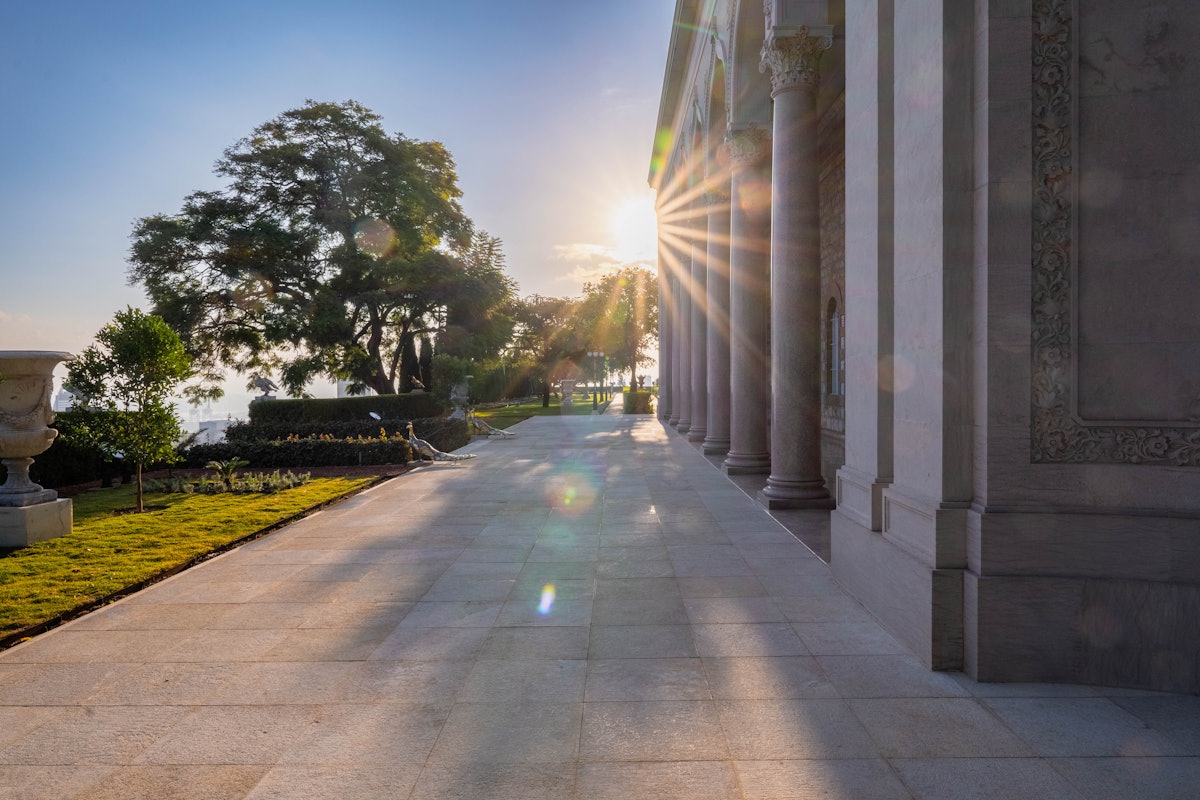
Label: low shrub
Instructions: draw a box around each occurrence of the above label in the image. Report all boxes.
[225,419,410,443]
[144,470,312,495]
[623,390,654,414]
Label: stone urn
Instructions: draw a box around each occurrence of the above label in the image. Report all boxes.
[0,351,74,507]
[559,379,577,405]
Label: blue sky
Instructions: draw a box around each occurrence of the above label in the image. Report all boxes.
[0,0,672,417]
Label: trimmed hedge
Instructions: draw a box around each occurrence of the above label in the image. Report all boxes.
[183,418,470,468]
[623,390,654,414]
[184,439,413,468]
[247,394,445,424]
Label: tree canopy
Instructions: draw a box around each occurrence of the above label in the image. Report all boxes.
[67,307,193,512]
[574,267,658,389]
[129,100,513,398]
[510,294,582,407]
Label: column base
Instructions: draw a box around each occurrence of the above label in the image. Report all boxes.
[759,477,835,510]
[723,452,770,475]
[686,425,707,443]
[702,437,731,456]
[675,420,692,435]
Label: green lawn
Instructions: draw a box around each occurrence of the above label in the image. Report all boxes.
[0,477,376,640]
[474,392,611,429]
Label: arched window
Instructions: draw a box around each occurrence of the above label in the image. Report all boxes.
[826,298,846,397]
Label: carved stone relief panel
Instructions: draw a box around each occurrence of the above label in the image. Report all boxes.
[1031,0,1200,465]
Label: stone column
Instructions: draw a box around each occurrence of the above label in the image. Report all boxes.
[687,202,708,443]
[656,231,673,421]
[703,182,732,456]
[723,126,772,475]
[757,28,835,508]
[673,238,693,433]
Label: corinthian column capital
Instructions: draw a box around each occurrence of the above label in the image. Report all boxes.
[759,27,832,96]
[722,126,771,169]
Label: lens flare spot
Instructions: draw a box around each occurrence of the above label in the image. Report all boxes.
[538,584,556,615]
[354,218,397,258]
[543,466,599,515]
[878,354,916,394]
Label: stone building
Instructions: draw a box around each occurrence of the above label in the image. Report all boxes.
[651,0,1200,693]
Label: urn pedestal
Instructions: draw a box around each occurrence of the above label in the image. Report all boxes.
[0,351,74,548]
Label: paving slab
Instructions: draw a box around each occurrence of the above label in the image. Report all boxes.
[1,412,1196,798]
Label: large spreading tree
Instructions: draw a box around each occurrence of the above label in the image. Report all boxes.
[510,295,582,407]
[129,100,511,398]
[574,267,658,389]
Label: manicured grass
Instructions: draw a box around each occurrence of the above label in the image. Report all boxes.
[475,393,611,429]
[0,477,376,638]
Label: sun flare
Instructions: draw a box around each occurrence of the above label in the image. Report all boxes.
[609,190,658,264]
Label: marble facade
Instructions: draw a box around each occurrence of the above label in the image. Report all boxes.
[651,0,1200,693]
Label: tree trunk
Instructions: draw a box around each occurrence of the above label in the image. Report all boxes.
[136,462,144,513]
[400,333,421,392]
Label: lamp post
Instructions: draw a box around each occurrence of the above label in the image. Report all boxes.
[588,350,604,410]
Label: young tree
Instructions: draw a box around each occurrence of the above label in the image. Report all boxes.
[575,267,658,389]
[129,100,508,398]
[68,308,193,512]
[510,295,581,407]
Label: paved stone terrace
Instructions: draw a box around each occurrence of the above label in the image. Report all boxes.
[1,409,1198,799]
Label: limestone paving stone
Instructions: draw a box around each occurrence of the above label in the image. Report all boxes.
[891,757,1087,800]
[717,698,880,760]
[478,626,590,660]
[580,700,730,761]
[734,759,915,800]
[575,760,739,799]
[0,766,116,800]
[425,702,582,765]
[692,623,811,658]
[69,765,270,800]
[368,625,491,662]
[585,657,711,701]
[0,705,187,765]
[703,656,840,700]
[409,761,575,800]
[848,698,1034,758]
[588,624,697,659]
[793,621,910,656]
[1046,756,1200,800]
[459,658,586,703]
[133,705,321,765]
[981,697,1183,757]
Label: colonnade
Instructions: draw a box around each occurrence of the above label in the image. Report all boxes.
[656,26,835,510]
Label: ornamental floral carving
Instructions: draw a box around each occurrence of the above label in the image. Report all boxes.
[723,125,771,168]
[1030,0,1200,466]
[759,28,832,95]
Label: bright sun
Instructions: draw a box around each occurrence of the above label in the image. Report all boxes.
[609,190,658,264]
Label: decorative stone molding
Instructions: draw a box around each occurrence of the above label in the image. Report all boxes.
[760,27,832,96]
[1030,0,1200,466]
[703,185,731,206]
[723,125,771,168]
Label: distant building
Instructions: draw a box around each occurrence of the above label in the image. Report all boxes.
[194,419,232,445]
[52,388,76,413]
